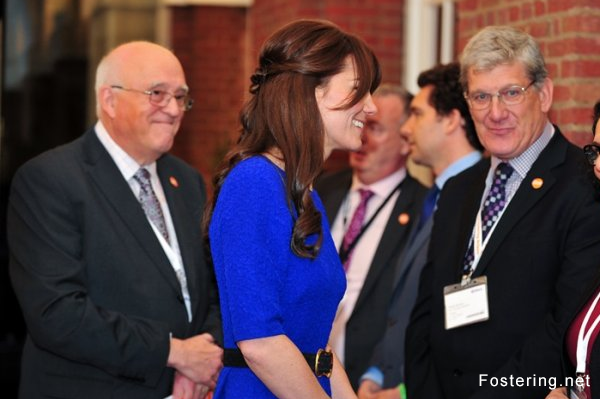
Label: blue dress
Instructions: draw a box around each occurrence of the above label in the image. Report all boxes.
[209,156,346,398]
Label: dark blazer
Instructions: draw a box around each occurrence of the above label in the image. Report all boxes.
[406,128,600,399]
[315,168,427,389]
[8,129,221,399]
[368,203,434,388]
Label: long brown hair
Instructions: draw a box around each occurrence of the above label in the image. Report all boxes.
[206,19,380,259]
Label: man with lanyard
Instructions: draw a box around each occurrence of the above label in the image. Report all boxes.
[316,84,427,389]
[8,41,222,399]
[357,62,483,399]
[405,26,600,399]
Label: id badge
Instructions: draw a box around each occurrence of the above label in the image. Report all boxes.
[444,276,489,330]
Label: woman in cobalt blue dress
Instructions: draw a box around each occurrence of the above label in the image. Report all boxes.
[205,19,381,399]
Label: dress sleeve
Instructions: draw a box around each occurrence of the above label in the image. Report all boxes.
[210,160,292,342]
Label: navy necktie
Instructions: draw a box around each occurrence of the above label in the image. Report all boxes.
[463,162,514,274]
[417,184,440,231]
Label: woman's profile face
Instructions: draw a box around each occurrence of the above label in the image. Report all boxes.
[316,56,377,160]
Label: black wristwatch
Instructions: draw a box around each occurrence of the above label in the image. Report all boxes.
[314,348,333,378]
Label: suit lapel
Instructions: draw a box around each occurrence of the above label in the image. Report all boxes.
[354,175,418,310]
[452,160,489,279]
[473,132,567,278]
[319,170,352,226]
[82,130,182,295]
[392,216,432,290]
[158,159,199,316]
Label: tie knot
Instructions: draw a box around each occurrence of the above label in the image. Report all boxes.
[358,188,374,203]
[426,184,440,201]
[134,168,152,186]
[495,162,514,181]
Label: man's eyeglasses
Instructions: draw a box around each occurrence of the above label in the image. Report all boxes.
[583,143,600,165]
[111,85,194,111]
[464,81,536,110]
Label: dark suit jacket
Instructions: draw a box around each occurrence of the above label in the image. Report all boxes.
[315,168,427,389]
[8,129,221,399]
[368,205,434,388]
[406,128,600,399]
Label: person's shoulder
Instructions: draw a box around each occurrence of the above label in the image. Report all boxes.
[216,156,288,214]
[16,134,85,178]
[444,157,489,188]
[227,155,284,184]
[404,171,429,192]
[160,153,203,181]
[314,167,352,193]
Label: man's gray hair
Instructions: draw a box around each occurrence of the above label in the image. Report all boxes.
[459,26,548,92]
[374,83,413,116]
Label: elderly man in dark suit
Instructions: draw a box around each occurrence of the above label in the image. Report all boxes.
[8,41,222,399]
[357,62,483,399]
[406,26,600,399]
[316,84,427,389]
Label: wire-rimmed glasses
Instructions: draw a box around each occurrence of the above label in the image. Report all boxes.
[111,85,194,111]
[464,81,536,110]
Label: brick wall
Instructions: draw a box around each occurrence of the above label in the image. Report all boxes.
[169,6,248,182]
[252,0,408,172]
[169,1,407,182]
[457,0,600,146]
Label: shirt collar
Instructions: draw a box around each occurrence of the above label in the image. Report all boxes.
[435,151,483,190]
[94,120,157,181]
[490,121,554,179]
[351,167,407,198]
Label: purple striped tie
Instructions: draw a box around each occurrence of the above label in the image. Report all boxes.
[341,188,374,271]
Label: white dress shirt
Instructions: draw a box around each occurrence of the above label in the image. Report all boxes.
[329,168,406,364]
[94,120,192,321]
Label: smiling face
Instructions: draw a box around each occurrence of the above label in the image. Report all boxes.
[316,56,377,159]
[99,42,188,165]
[466,62,553,160]
[349,93,409,184]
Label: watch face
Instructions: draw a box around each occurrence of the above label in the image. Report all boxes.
[315,349,333,378]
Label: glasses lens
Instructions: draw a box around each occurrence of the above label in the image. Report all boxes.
[467,93,490,110]
[500,87,525,105]
[149,90,168,106]
[583,145,599,165]
[183,97,194,111]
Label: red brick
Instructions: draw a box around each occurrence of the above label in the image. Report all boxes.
[558,106,598,125]
[563,15,600,34]
[564,130,594,148]
[509,5,520,21]
[548,37,600,57]
[528,20,551,38]
[552,82,600,104]
[548,1,577,13]
[534,0,547,16]
[521,3,533,19]
[562,60,600,78]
